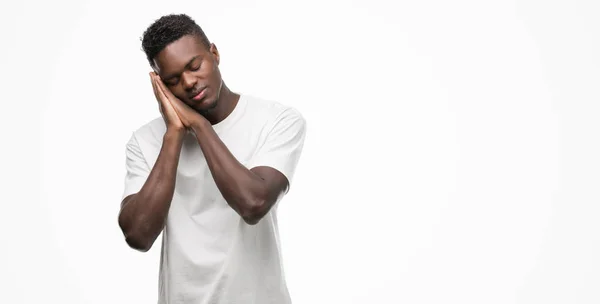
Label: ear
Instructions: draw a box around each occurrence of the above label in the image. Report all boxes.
[210,43,220,65]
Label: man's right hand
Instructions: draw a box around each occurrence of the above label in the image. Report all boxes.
[150,72,184,132]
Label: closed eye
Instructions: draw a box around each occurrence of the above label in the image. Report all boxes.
[190,63,201,71]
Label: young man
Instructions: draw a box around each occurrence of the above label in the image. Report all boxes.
[118,14,306,303]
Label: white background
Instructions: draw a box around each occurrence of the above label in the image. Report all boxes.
[1,0,599,303]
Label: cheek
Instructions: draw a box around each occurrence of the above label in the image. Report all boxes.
[170,86,187,100]
[209,65,221,86]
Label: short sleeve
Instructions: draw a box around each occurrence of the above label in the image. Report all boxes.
[247,108,307,189]
[122,134,150,200]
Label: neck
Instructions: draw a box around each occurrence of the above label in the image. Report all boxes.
[202,82,239,125]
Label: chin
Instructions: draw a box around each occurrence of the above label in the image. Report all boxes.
[194,97,218,113]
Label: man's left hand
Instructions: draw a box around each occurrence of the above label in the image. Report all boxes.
[154,76,208,130]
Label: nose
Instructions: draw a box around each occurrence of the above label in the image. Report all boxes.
[181,71,197,91]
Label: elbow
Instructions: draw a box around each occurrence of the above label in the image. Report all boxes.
[240,198,270,225]
[124,233,153,252]
[242,214,262,225]
[118,216,153,252]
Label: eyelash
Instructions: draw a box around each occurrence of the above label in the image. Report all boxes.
[166,63,201,85]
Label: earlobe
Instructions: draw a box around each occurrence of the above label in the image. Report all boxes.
[210,43,220,65]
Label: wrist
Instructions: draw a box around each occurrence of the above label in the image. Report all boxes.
[190,117,211,134]
[165,127,185,140]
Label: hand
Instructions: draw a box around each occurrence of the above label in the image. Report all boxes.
[153,74,208,131]
[150,72,184,132]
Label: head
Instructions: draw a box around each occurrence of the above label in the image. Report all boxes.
[141,14,223,113]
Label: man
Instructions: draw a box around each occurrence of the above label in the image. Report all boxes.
[118,14,306,304]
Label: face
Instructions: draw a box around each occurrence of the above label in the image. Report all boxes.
[153,35,223,113]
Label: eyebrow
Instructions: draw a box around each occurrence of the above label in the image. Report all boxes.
[162,55,202,81]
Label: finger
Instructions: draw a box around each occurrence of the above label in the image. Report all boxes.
[154,75,165,92]
[155,77,178,103]
[156,80,190,115]
[152,76,174,121]
[152,75,172,108]
[150,72,156,90]
[154,78,170,105]
[155,78,169,99]
[150,74,161,101]
[155,79,184,115]
[151,73,165,98]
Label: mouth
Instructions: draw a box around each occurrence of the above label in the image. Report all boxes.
[189,87,207,101]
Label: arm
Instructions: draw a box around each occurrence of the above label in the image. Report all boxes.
[118,129,184,251]
[117,73,187,251]
[190,119,290,225]
[154,79,306,225]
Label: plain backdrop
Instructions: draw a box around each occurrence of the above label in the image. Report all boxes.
[1,0,599,303]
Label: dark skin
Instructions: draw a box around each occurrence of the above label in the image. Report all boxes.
[118,34,289,252]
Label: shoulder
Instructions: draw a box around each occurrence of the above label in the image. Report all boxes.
[129,117,166,145]
[242,95,306,128]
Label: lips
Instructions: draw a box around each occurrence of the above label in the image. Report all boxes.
[189,87,207,100]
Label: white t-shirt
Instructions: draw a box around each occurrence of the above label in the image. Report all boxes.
[121,94,307,304]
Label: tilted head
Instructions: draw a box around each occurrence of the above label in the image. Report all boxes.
[141,14,223,113]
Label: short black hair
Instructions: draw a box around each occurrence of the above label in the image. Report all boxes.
[141,14,211,67]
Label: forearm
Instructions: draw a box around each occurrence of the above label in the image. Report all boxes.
[118,129,185,251]
[191,120,268,222]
